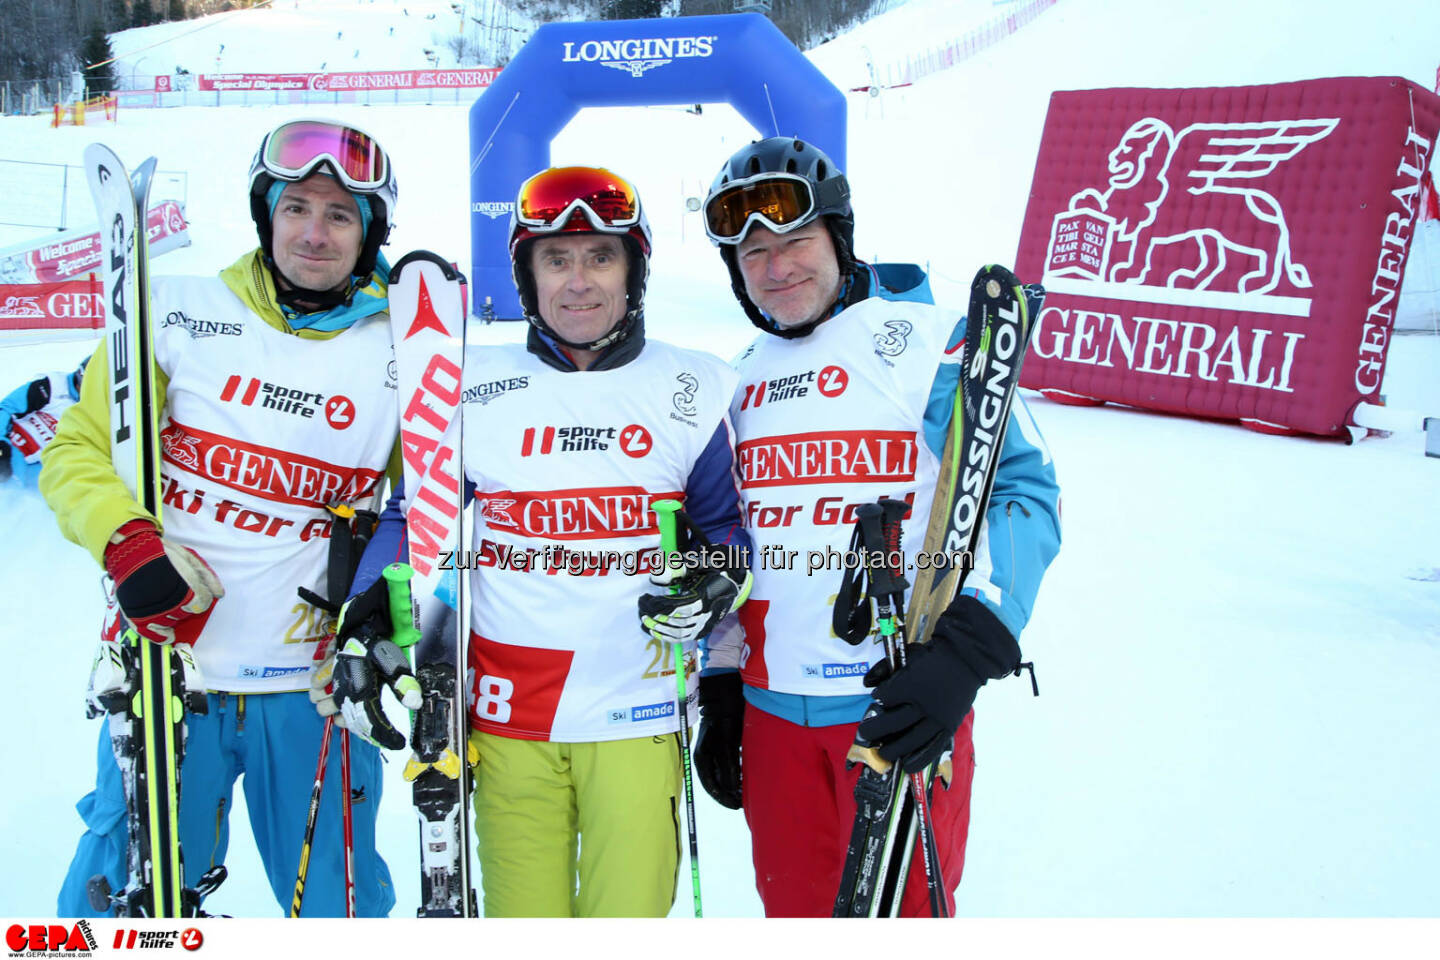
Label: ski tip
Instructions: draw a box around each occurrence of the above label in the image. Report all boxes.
[391,250,461,283]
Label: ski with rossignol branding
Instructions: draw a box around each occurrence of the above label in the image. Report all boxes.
[832,264,1043,918]
[82,143,225,917]
[386,250,478,917]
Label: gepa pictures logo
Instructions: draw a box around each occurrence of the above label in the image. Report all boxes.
[5,921,97,955]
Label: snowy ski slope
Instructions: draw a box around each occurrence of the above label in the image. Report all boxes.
[0,0,1437,923]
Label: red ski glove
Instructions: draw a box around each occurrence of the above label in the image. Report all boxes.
[103,519,224,644]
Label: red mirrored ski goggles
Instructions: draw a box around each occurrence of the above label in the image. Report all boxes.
[515,166,642,235]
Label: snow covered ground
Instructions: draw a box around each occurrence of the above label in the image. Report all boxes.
[1,0,1438,924]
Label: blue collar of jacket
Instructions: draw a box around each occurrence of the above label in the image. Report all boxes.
[279,253,393,333]
[865,262,934,305]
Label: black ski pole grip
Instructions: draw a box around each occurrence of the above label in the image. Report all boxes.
[832,522,872,645]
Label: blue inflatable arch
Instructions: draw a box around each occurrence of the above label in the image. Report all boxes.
[468,12,846,320]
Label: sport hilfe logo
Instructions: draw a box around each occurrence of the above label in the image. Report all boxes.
[219,374,351,429]
[740,365,849,409]
[520,423,652,457]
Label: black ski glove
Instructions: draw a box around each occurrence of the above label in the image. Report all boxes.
[637,558,751,648]
[857,596,1020,774]
[694,672,745,810]
[0,439,12,483]
[333,578,422,750]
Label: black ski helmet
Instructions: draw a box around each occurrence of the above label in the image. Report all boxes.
[508,166,652,352]
[247,119,398,290]
[703,137,855,336]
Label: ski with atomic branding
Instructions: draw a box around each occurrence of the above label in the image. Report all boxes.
[387,250,478,918]
[82,143,224,917]
[833,264,1043,918]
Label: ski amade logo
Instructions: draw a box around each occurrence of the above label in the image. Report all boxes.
[608,700,677,724]
[559,35,716,78]
[801,662,869,680]
[5,921,98,956]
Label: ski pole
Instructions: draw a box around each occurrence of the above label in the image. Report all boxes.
[339,727,356,918]
[290,711,336,916]
[650,498,703,918]
[842,500,948,917]
[291,501,381,917]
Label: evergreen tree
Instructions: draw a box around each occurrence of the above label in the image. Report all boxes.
[105,0,130,33]
[603,0,663,17]
[168,0,187,21]
[79,24,118,94]
[130,0,154,28]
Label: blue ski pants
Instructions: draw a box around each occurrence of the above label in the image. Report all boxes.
[57,690,395,917]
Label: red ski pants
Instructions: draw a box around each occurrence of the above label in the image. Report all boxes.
[741,705,976,917]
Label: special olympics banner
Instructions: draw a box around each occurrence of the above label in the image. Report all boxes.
[1015,77,1440,437]
[161,69,500,93]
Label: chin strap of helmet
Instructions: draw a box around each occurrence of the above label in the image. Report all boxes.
[269,257,364,314]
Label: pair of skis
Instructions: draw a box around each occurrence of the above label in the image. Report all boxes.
[832,264,1044,918]
[83,144,225,917]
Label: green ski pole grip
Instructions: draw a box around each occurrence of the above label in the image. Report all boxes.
[650,498,682,589]
[382,562,421,650]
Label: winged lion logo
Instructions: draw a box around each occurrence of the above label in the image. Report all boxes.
[1055,117,1339,298]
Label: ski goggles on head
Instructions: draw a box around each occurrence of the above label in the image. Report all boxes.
[515,166,642,235]
[704,172,846,245]
[260,120,390,191]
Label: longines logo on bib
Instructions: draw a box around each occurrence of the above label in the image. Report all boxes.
[560,35,716,78]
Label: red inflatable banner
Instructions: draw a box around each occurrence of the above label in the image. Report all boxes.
[1015,77,1440,437]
